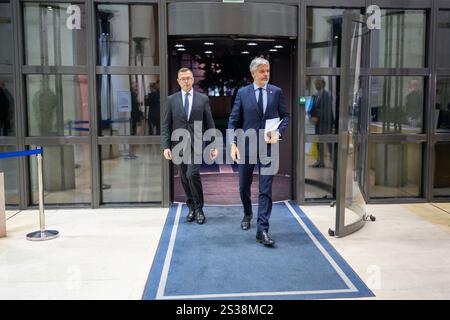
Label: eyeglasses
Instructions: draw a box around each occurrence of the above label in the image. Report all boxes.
[178,77,193,82]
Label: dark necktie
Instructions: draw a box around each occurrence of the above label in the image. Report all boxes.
[258,88,264,115]
[184,92,190,119]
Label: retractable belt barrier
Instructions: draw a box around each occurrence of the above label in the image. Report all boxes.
[0,147,59,241]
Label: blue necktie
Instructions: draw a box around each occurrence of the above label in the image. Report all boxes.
[258,88,264,115]
[184,92,190,119]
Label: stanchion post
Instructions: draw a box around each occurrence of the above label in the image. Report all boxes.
[26,147,59,241]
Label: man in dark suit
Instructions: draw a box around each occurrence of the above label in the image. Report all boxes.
[162,68,217,224]
[228,57,289,246]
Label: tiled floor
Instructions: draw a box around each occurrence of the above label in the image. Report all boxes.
[0,202,449,300]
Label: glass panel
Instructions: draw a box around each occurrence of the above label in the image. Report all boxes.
[370,10,426,68]
[98,74,160,136]
[305,142,336,200]
[306,8,360,68]
[436,77,450,133]
[0,145,19,205]
[369,142,422,198]
[341,15,366,228]
[437,10,450,68]
[0,1,12,66]
[96,4,159,67]
[434,143,450,198]
[370,76,424,134]
[305,76,338,134]
[0,75,15,136]
[23,3,86,66]
[101,144,162,203]
[29,145,91,204]
[26,74,89,136]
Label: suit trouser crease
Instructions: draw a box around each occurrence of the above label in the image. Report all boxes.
[239,160,274,233]
[179,162,203,210]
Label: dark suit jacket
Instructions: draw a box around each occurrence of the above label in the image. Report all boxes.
[161,90,215,152]
[227,83,289,150]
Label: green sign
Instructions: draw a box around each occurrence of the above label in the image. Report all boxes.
[298,96,307,105]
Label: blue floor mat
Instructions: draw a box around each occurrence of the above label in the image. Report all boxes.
[143,201,374,300]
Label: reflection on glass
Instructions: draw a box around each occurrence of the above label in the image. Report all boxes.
[371,10,426,68]
[436,78,450,133]
[26,75,89,136]
[434,143,450,198]
[306,8,359,67]
[98,75,160,136]
[0,2,12,66]
[30,145,91,204]
[305,143,336,200]
[96,4,159,67]
[101,144,162,203]
[23,3,86,66]
[437,11,450,67]
[305,76,338,135]
[0,146,19,205]
[370,77,424,134]
[0,76,14,136]
[369,142,422,198]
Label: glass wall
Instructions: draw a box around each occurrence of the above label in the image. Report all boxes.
[370,10,426,68]
[23,2,86,66]
[26,74,89,136]
[370,76,424,134]
[0,1,12,66]
[0,145,19,205]
[100,144,161,203]
[96,4,159,67]
[369,142,422,198]
[29,144,91,204]
[0,75,14,136]
[434,143,450,198]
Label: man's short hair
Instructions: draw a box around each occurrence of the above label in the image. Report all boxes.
[249,57,270,73]
[178,67,193,78]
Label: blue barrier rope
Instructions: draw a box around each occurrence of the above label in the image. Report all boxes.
[0,148,43,159]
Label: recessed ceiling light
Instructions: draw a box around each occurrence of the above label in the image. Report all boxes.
[241,51,250,54]
[47,6,53,11]
[174,44,184,48]
[247,42,258,46]
[204,42,214,46]
[177,48,186,51]
[204,51,213,54]
[269,49,278,52]
[274,45,283,49]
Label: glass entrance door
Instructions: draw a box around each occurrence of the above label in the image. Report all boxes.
[332,12,371,237]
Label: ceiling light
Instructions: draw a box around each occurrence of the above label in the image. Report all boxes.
[47,6,53,11]
[177,48,186,51]
[274,45,283,49]
[241,51,250,54]
[174,44,184,48]
[204,51,213,54]
[247,42,258,46]
[269,49,278,52]
[204,42,214,45]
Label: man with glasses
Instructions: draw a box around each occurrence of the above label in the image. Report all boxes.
[162,68,217,224]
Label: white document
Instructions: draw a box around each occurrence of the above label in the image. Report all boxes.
[264,117,283,142]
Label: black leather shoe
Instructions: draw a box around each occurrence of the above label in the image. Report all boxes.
[195,208,205,224]
[256,231,275,246]
[186,207,195,222]
[241,217,251,230]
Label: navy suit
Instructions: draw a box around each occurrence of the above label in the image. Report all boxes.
[228,84,289,232]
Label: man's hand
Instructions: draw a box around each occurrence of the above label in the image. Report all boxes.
[230,143,240,162]
[163,148,172,160]
[210,148,218,160]
[266,131,280,144]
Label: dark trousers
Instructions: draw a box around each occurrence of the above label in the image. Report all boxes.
[239,161,274,233]
[179,162,203,210]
